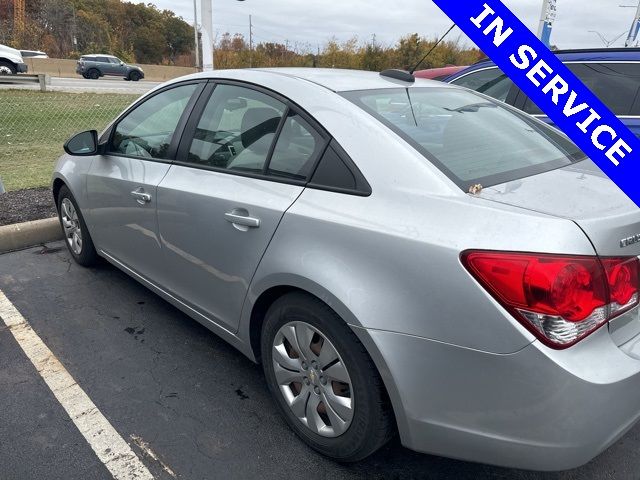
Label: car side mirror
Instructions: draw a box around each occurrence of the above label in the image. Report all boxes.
[120,61,124,66]
[64,130,99,156]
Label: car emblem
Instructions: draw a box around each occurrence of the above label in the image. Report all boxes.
[620,234,640,248]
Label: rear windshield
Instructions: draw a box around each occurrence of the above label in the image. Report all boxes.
[342,87,585,189]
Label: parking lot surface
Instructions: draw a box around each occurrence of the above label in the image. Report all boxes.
[1,241,639,480]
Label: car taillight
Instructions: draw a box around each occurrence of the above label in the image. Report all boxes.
[461,251,639,349]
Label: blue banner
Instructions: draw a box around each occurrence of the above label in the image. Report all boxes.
[432,0,640,207]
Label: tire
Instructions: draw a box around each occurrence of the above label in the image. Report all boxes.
[87,68,100,80]
[261,292,395,462]
[56,186,98,267]
[82,73,89,79]
[0,60,17,75]
[129,71,141,82]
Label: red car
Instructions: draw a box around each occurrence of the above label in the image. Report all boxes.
[414,65,467,81]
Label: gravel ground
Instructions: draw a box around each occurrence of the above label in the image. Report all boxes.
[0,188,57,226]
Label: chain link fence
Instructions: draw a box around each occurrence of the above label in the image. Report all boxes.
[0,89,139,191]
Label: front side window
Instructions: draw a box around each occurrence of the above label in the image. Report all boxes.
[111,83,198,159]
[187,84,286,174]
[343,87,584,189]
[450,68,515,102]
[109,57,121,64]
[523,63,640,116]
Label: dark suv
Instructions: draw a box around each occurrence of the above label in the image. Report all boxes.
[76,55,145,81]
[445,48,640,137]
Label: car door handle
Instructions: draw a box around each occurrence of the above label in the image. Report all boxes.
[224,212,260,228]
[131,188,151,205]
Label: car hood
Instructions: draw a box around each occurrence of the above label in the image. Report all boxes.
[476,159,640,256]
[0,44,23,62]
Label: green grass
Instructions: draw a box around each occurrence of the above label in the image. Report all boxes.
[0,90,139,191]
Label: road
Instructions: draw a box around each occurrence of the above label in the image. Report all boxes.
[0,76,161,94]
[1,242,639,479]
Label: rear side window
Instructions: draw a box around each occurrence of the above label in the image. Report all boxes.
[343,87,584,190]
[450,68,515,102]
[110,83,198,159]
[523,63,640,116]
[267,113,324,180]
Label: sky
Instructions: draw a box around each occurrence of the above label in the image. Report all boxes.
[134,0,638,51]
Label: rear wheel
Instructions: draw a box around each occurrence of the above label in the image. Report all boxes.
[87,68,99,80]
[56,186,98,267]
[261,292,394,462]
[0,60,16,75]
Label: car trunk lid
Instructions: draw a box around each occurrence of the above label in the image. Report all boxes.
[477,159,640,257]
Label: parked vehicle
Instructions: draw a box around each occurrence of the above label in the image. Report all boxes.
[414,65,467,81]
[0,44,28,75]
[76,54,144,81]
[446,48,640,136]
[53,68,640,471]
[20,49,48,59]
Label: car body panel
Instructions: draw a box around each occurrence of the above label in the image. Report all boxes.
[477,159,640,257]
[156,166,304,332]
[355,323,640,471]
[414,65,467,80]
[84,155,169,281]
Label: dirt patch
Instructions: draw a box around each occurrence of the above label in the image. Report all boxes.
[0,188,57,226]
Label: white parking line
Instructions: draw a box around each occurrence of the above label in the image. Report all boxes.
[0,290,154,480]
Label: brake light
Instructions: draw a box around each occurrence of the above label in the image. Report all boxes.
[461,251,639,348]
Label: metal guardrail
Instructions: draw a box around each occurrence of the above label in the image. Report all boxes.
[0,74,51,92]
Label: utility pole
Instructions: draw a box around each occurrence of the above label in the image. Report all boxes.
[193,0,200,70]
[249,14,253,68]
[201,0,214,71]
[537,0,557,47]
[621,1,640,47]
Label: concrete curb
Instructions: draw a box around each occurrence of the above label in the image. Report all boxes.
[0,218,63,254]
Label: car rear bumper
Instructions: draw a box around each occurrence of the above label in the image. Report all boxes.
[354,322,640,471]
[16,62,27,73]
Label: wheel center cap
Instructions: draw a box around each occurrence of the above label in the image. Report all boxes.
[309,369,318,384]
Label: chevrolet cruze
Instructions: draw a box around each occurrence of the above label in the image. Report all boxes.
[53,68,640,470]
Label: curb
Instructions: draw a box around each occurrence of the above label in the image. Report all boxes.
[0,218,63,254]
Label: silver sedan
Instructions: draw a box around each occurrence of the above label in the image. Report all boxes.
[53,68,640,471]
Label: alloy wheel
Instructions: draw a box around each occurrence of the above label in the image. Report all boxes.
[272,321,354,437]
[61,198,83,255]
[0,65,13,75]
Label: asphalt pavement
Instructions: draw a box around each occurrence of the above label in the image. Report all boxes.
[1,241,639,480]
[0,76,161,94]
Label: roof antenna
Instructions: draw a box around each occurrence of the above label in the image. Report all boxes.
[409,23,456,74]
[380,23,457,83]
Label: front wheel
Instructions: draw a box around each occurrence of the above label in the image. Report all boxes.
[261,292,395,462]
[57,186,98,267]
[128,71,141,82]
[0,60,17,75]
